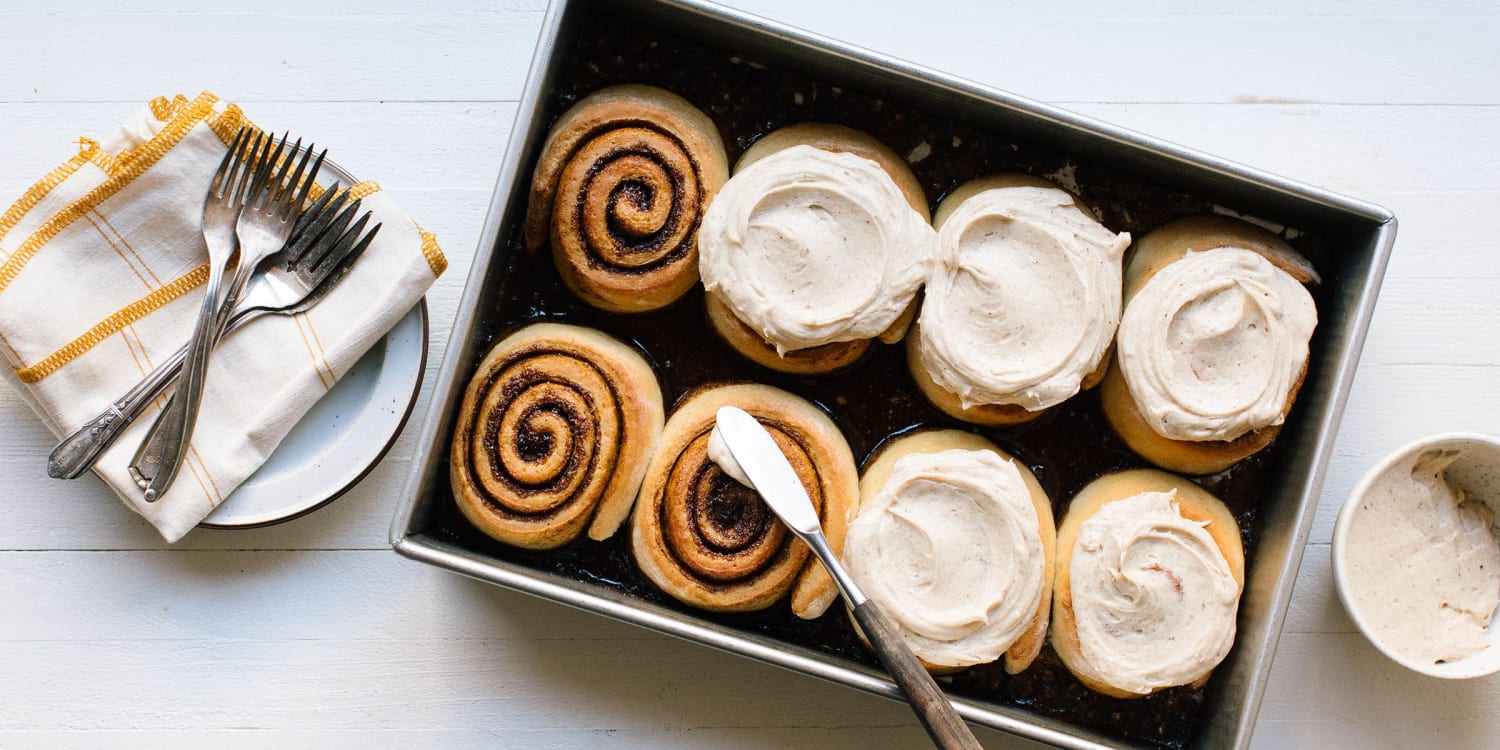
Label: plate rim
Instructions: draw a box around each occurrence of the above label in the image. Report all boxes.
[197,296,430,530]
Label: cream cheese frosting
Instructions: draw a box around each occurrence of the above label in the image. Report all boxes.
[698,145,936,353]
[705,423,753,487]
[916,186,1130,411]
[1069,490,1240,695]
[1117,247,1317,442]
[1345,449,1500,664]
[842,449,1045,667]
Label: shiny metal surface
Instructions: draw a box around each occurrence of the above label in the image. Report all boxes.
[711,406,823,537]
[390,1,1398,748]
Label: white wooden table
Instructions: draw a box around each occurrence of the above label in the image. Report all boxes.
[2,1,1497,747]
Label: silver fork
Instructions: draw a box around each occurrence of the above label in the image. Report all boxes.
[212,132,325,339]
[130,132,318,501]
[47,187,378,480]
[111,126,252,498]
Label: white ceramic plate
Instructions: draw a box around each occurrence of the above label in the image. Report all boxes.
[199,301,427,528]
[200,157,429,528]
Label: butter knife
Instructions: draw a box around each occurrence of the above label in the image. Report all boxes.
[710,406,983,750]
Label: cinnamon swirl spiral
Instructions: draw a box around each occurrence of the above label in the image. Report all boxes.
[450,323,665,550]
[630,383,858,619]
[524,84,729,313]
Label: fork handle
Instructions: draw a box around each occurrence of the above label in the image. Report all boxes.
[45,303,269,479]
[129,267,227,501]
[48,344,188,480]
[49,300,273,480]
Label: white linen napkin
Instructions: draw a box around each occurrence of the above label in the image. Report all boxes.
[0,92,447,542]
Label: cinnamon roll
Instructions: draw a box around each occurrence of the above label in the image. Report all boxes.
[630,383,858,618]
[450,323,665,550]
[698,123,937,374]
[845,430,1056,673]
[1102,216,1319,474]
[524,84,729,313]
[1051,469,1244,698]
[909,174,1130,425]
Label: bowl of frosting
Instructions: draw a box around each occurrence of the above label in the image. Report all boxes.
[1333,433,1500,678]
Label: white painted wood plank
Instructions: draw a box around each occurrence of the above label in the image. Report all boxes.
[1279,544,1352,635]
[0,5,544,104]
[0,550,643,642]
[2,1,1497,105]
[0,101,514,196]
[1257,631,1500,726]
[1065,103,1500,201]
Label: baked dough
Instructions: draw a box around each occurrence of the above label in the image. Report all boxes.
[524,84,729,313]
[1051,469,1244,698]
[909,174,1127,425]
[630,383,859,618]
[699,123,935,374]
[450,323,665,549]
[848,429,1056,673]
[1102,215,1317,474]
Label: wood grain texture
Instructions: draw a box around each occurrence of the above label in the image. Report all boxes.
[851,600,983,750]
[0,1,1497,748]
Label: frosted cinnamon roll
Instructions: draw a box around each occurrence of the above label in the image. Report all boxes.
[630,383,858,618]
[450,323,664,550]
[698,124,937,374]
[524,84,729,313]
[910,175,1130,425]
[1102,216,1319,474]
[845,430,1056,673]
[1052,469,1244,698]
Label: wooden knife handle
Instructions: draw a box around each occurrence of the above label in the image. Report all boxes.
[852,599,983,750]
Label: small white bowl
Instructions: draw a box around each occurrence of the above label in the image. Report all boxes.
[1332,432,1500,679]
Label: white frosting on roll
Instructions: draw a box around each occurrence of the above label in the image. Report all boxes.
[842,449,1045,668]
[1117,247,1317,442]
[916,186,1130,411]
[699,145,936,353]
[1069,490,1240,695]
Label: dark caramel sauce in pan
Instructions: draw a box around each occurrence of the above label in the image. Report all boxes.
[431,11,1334,748]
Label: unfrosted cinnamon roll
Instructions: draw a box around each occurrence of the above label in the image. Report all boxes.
[1051,469,1244,698]
[909,174,1130,425]
[524,84,729,313]
[698,124,936,374]
[1102,216,1319,474]
[630,383,858,618]
[845,430,1056,673]
[450,323,664,550]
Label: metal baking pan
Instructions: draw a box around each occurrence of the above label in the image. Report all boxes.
[390,1,1397,747]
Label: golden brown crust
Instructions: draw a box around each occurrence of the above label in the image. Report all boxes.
[910,174,1113,426]
[450,323,665,550]
[524,84,729,313]
[1051,469,1244,698]
[853,430,1056,674]
[1103,215,1315,474]
[904,326,1045,426]
[1122,216,1318,301]
[629,383,859,619]
[704,291,870,375]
